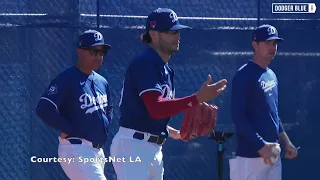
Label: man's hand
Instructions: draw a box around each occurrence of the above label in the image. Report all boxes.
[195,75,227,103]
[278,132,298,159]
[170,130,181,140]
[258,142,281,165]
[60,132,68,139]
[167,126,181,140]
[284,143,298,159]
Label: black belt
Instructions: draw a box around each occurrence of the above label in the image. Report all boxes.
[133,132,166,145]
[66,138,103,149]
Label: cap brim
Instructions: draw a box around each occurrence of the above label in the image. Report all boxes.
[266,37,284,42]
[91,43,111,49]
[170,24,192,30]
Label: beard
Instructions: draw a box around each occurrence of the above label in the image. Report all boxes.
[160,43,179,55]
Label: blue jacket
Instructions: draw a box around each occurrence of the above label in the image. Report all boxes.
[231,61,284,158]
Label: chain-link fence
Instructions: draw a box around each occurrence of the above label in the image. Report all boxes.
[1,0,320,179]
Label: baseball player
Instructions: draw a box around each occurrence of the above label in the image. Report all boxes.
[229,24,298,180]
[36,30,113,180]
[110,8,227,180]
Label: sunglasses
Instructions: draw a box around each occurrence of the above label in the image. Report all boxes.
[81,47,109,56]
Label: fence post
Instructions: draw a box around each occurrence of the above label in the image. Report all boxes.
[257,0,261,26]
[96,0,100,29]
[70,0,80,60]
[70,0,80,28]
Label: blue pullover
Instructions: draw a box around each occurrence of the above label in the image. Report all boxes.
[231,60,284,158]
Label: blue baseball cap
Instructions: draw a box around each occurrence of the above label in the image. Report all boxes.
[146,8,191,31]
[77,29,111,49]
[252,24,284,42]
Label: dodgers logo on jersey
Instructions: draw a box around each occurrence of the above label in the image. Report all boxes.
[261,80,276,92]
[79,92,108,114]
[161,84,174,100]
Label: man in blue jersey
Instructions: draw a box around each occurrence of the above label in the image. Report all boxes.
[110,8,228,180]
[36,29,113,180]
[230,24,298,180]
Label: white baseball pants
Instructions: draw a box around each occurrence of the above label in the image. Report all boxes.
[110,127,164,180]
[229,156,282,180]
[58,136,107,180]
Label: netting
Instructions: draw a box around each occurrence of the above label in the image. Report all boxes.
[1,0,320,180]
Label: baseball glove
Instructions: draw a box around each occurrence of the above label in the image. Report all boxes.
[180,102,218,141]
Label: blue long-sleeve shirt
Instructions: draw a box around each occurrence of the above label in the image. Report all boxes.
[36,65,113,145]
[231,60,284,158]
